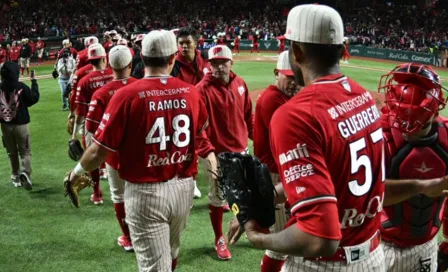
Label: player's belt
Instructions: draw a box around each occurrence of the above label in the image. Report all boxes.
[305,231,381,264]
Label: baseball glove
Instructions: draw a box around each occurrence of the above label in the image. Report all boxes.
[67,116,74,135]
[52,69,59,79]
[63,172,94,208]
[68,139,84,161]
[216,152,276,228]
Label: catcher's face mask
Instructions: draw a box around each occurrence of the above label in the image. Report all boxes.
[378,63,447,133]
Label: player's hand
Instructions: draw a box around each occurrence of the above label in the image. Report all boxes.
[68,171,81,185]
[227,217,245,245]
[243,219,269,248]
[421,176,448,198]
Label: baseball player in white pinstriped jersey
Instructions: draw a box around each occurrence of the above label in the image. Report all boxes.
[66,30,209,272]
[226,4,448,272]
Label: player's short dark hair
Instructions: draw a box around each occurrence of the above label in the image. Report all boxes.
[142,55,172,68]
[297,42,343,68]
[177,27,197,41]
[88,59,102,66]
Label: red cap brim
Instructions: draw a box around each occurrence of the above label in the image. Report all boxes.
[278,69,294,76]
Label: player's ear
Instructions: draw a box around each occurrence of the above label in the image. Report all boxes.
[290,41,304,64]
[274,69,279,78]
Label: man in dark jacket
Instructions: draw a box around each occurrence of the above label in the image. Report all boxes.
[19,38,32,76]
[0,61,39,189]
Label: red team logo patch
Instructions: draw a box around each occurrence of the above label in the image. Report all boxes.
[213,47,222,55]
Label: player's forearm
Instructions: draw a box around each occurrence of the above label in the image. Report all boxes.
[72,115,85,139]
[247,224,339,257]
[274,183,286,204]
[78,143,110,172]
[384,179,421,206]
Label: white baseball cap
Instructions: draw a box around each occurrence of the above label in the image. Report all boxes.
[62,39,70,45]
[88,44,106,60]
[109,30,118,36]
[208,45,232,61]
[117,38,128,46]
[142,30,177,58]
[84,36,99,47]
[135,33,146,43]
[112,34,122,41]
[276,51,294,76]
[285,4,344,45]
[109,45,132,70]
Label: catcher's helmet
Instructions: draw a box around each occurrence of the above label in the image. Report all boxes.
[378,62,447,133]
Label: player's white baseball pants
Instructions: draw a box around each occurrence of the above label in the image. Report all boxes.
[105,163,124,203]
[203,148,249,207]
[266,172,288,261]
[37,48,44,58]
[383,235,437,272]
[125,176,194,272]
[281,241,386,271]
[19,57,30,68]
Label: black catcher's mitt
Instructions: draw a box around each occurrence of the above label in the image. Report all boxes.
[52,69,59,79]
[217,152,276,228]
[68,139,84,161]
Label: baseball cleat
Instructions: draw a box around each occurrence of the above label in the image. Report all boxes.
[19,172,32,190]
[117,235,134,252]
[215,236,231,260]
[193,181,202,199]
[90,193,104,205]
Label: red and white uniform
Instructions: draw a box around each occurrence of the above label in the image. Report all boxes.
[93,76,208,270]
[70,64,93,111]
[75,68,114,119]
[171,50,209,85]
[254,84,290,262]
[251,35,260,54]
[233,37,240,54]
[196,71,253,157]
[0,47,6,64]
[86,77,138,168]
[271,74,385,271]
[342,43,351,62]
[36,40,45,59]
[380,115,448,272]
[196,71,253,207]
[217,37,226,45]
[9,46,20,62]
[76,49,89,70]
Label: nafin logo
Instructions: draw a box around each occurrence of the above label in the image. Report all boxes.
[279,143,309,165]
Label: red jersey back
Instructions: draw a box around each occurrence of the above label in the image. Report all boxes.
[254,85,289,173]
[93,77,209,183]
[76,49,89,70]
[86,77,138,169]
[270,74,385,247]
[70,64,93,110]
[75,68,114,117]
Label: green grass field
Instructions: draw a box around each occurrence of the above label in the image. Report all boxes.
[1,56,447,272]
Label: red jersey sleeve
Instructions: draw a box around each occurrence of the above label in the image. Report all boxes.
[292,202,342,240]
[243,82,254,140]
[93,92,128,152]
[195,85,215,157]
[75,79,89,117]
[270,104,337,216]
[86,93,105,133]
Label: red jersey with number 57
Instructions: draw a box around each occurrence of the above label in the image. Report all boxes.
[93,76,209,183]
[86,77,138,169]
[270,74,385,247]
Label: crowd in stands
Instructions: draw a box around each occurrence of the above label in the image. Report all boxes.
[344,2,448,53]
[0,0,447,54]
